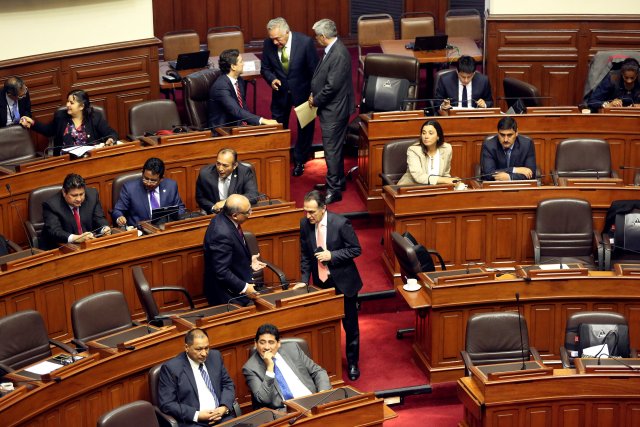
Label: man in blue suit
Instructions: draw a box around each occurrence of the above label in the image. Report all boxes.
[112,157,185,226]
[158,328,236,426]
[207,49,278,129]
[262,17,318,177]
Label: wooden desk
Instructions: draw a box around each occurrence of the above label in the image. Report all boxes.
[458,362,640,427]
[358,111,640,212]
[0,289,345,427]
[380,37,482,63]
[397,269,640,384]
[0,127,290,246]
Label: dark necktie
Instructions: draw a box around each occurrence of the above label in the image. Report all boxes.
[237,224,245,245]
[461,85,468,108]
[505,149,512,168]
[199,363,219,406]
[273,358,294,400]
[73,207,83,234]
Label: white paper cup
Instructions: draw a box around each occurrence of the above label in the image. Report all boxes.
[406,278,418,286]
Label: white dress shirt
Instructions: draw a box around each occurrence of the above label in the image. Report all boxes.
[187,356,219,421]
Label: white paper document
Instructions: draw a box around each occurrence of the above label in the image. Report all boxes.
[295,102,317,128]
[24,360,62,375]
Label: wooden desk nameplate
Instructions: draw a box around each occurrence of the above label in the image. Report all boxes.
[15,154,71,172]
[371,111,423,120]
[559,177,624,187]
[254,286,335,310]
[79,228,138,249]
[6,352,99,385]
[615,263,640,276]
[470,360,553,384]
[158,131,213,145]
[422,269,497,286]
[574,357,640,375]
[476,179,539,189]
[1,249,59,272]
[525,266,589,279]
[88,141,140,158]
[447,108,501,116]
[395,183,455,195]
[87,325,176,356]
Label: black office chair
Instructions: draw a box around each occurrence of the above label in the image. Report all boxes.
[552,138,617,185]
[503,77,542,111]
[25,185,62,249]
[603,204,640,270]
[97,400,164,427]
[380,139,419,186]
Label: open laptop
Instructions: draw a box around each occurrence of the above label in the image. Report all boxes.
[168,50,210,70]
[405,35,449,51]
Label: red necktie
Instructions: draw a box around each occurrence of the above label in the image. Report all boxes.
[73,207,83,234]
[234,81,248,125]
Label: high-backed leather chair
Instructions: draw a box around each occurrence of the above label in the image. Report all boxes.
[531,198,603,269]
[207,26,244,56]
[0,234,22,256]
[183,69,223,129]
[0,126,40,170]
[636,171,640,186]
[162,30,200,61]
[111,171,142,221]
[552,138,617,185]
[128,99,181,140]
[357,14,395,87]
[603,207,640,269]
[560,311,635,368]
[243,231,288,287]
[97,400,162,427]
[381,139,418,185]
[25,185,62,249]
[0,310,76,370]
[461,312,541,376]
[132,266,196,326]
[400,12,435,40]
[71,290,136,350]
[503,77,542,109]
[444,8,483,42]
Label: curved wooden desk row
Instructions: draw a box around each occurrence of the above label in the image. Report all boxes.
[0,288,345,427]
[0,203,303,342]
[382,184,640,275]
[0,127,291,246]
[358,111,640,212]
[397,268,640,384]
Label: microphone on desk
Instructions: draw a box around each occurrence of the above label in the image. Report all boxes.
[5,184,37,255]
[515,292,527,370]
[154,313,205,321]
[288,388,350,425]
[604,356,640,372]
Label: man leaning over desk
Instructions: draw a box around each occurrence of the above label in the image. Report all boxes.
[480,116,536,181]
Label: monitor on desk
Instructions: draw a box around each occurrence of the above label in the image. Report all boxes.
[151,205,180,226]
[168,50,210,70]
[406,35,448,51]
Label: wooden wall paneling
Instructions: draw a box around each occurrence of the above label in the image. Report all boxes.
[278,234,302,281]
[404,0,446,33]
[84,391,105,427]
[627,404,640,425]
[10,291,37,313]
[540,64,578,106]
[153,0,176,40]
[432,216,456,266]
[526,407,553,427]
[157,254,188,310]
[317,324,340,380]
[624,304,640,349]
[277,0,312,34]
[61,400,84,427]
[528,304,555,357]
[558,404,586,426]
[208,0,244,39]
[186,250,206,304]
[490,409,518,427]
[245,0,276,42]
[439,311,464,363]
[173,0,209,40]
[490,214,518,264]
[520,213,535,262]
[39,283,68,338]
[460,215,485,264]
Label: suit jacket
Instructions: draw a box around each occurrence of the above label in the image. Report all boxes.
[111,178,185,226]
[434,71,493,109]
[300,212,363,297]
[195,163,259,213]
[207,75,261,128]
[261,32,319,111]
[0,88,31,127]
[158,351,235,427]
[203,213,252,305]
[397,142,453,185]
[480,135,536,181]
[32,108,117,152]
[242,342,331,409]
[310,39,355,122]
[588,72,640,110]
[42,187,108,250]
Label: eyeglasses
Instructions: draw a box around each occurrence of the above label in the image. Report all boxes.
[142,177,160,184]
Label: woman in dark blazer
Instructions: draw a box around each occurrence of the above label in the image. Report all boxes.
[23,89,117,155]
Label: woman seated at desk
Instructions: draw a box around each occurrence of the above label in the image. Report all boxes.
[397,119,458,185]
[21,89,118,155]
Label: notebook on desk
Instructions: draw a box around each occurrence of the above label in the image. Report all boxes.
[405,35,448,51]
[168,50,210,70]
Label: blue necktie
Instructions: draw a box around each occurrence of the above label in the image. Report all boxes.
[199,363,219,406]
[273,359,293,400]
[12,102,20,123]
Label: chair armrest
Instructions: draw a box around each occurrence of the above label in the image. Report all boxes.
[49,338,77,355]
[7,239,22,253]
[559,346,572,368]
[551,170,559,186]
[150,286,195,309]
[0,362,14,374]
[261,260,288,288]
[460,350,474,377]
[594,231,606,270]
[24,221,38,248]
[529,347,542,363]
[426,248,446,270]
[154,406,178,427]
[380,173,395,186]
[530,230,541,264]
[0,165,14,175]
[71,338,88,353]
[611,170,619,179]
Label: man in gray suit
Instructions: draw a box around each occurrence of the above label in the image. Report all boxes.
[308,18,355,204]
[242,323,331,409]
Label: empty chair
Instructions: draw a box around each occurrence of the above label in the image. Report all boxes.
[162,30,200,61]
[71,290,136,350]
[97,400,162,427]
[25,185,62,249]
[444,8,483,42]
[0,310,76,370]
[400,12,435,40]
[531,198,603,269]
[602,201,640,269]
[381,139,419,185]
[461,312,542,376]
[207,26,244,56]
[128,99,181,140]
[132,265,195,326]
[357,14,395,87]
[111,171,142,221]
[243,231,288,286]
[0,126,41,170]
[560,311,635,368]
[503,77,542,110]
[552,138,617,184]
[182,69,223,129]
[0,234,22,256]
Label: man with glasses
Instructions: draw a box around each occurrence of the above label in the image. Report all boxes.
[261,17,318,177]
[0,76,31,127]
[435,55,493,114]
[112,157,185,226]
[203,194,266,306]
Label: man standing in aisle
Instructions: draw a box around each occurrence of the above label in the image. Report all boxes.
[309,18,354,204]
[262,17,318,177]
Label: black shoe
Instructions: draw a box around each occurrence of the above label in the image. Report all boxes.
[293,163,304,177]
[348,364,360,381]
[314,183,347,191]
[325,191,342,204]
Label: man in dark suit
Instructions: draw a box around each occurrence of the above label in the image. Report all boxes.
[243,323,331,409]
[112,157,185,226]
[195,148,259,214]
[207,49,278,129]
[262,17,319,177]
[42,173,110,250]
[480,116,536,181]
[158,328,236,426]
[435,55,493,114]
[309,19,355,204]
[203,194,266,306]
[0,76,31,128]
[300,190,363,380]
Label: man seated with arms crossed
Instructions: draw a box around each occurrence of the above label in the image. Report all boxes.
[196,148,259,214]
[243,323,331,410]
[207,49,278,129]
[588,57,640,110]
[158,328,236,426]
[42,173,110,249]
[112,157,185,227]
[435,55,493,114]
[480,116,536,181]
